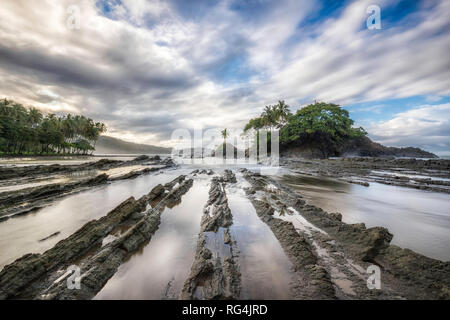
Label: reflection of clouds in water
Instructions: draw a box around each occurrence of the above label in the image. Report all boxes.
[279,174,450,261]
[227,180,295,299]
[0,172,184,270]
[95,179,209,299]
[236,229,293,300]
[108,232,185,299]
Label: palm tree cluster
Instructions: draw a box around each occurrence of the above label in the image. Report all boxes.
[243,100,291,132]
[0,99,106,155]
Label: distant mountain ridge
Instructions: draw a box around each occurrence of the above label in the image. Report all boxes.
[94,136,171,155]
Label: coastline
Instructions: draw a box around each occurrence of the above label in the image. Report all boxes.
[0,155,448,299]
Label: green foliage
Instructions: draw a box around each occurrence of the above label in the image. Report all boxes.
[244,117,263,132]
[242,101,291,156]
[279,102,367,157]
[243,100,367,158]
[0,98,107,155]
[243,100,292,133]
[280,102,366,144]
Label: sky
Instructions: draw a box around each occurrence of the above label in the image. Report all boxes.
[0,0,449,154]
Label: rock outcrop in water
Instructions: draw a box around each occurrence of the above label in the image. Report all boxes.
[280,136,437,159]
[0,174,109,221]
[243,173,335,299]
[0,155,175,221]
[340,136,438,158]
[200,177,234,233]
[0,160,448,300]
[0,155,161,181]
[242,169,450,299]
[0,175,193,299]
[282,157,450,194]
[182,171,241,300]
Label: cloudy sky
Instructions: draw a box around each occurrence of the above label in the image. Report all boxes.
[0,0,449,154]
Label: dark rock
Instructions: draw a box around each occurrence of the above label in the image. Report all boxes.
[149,184,165,199]
[242,170,450,299]
[201,176,233,233]
[280,135,437,159]
[0,175,194,300]
[182,173,240,300]
[38,231,61,242]
[329,212,342,221]
[133,155,150,162]
[0,174,109,219]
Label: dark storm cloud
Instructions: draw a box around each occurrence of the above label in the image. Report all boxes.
[105,112,183,141]
[0,44,197,95]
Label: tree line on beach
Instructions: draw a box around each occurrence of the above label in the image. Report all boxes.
[1,97,366,158]
[0,99,106,156]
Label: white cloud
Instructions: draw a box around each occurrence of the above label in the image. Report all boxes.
[367,103,450,154]
[253,0,450,106]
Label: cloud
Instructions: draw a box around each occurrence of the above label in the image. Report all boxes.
[355,104,386,114]
[0,0,448,150]
[253,0,450,105]
[367,103,450,154]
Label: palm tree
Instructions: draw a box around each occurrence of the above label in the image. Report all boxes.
[0,99,107,155]
[28,108,43,127]
[219,128,229,158]
[274,100,291,127]
[221,128,229,144]
[262,105,277,131]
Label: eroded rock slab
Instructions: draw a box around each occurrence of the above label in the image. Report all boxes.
[0,174,109,221]
[0,155,162,181]
[242,169,450,300]
[241,173,335,299]
[0,156,176,221]
[0,175,193,300]
[182,171,240,300]
[282,157,450,194]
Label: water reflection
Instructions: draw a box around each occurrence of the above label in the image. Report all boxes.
[278,173,450,261]
[0,171,184,270]
[226,178,295,299]
[95,178,210,300]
